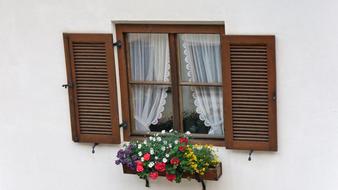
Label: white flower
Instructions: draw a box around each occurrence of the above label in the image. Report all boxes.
[143,140,147,144]
[161,146,166,151]
[169,144,172,148]
[163,158,168,163]
[174,140,178,144]
[138,151,142,156]
[149,137,153,141]
[185,131,191,135]
[148,162,154,168]
[155,156,158,160]
[157,137,162,142]
[150,148,154,155]
[165,154,169,158]
[169,129,173,133]
[161,130,166,134]
[138,144,142,149]
[141,157,144,162]
[163,140,167,145]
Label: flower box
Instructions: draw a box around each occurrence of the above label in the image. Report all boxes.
[122,162,222,181]
[115,130,223,189]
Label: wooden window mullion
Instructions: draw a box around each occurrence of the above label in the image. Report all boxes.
[168,33,182,131]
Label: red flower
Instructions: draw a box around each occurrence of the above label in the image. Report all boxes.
[166,173,176,182]
[179,137,188,144]
[178,146,185,152]
[149,171,159,180]
[170,157,180,165]
[155,162,166,172]
[136,164,144,172]
[143,153,151,161]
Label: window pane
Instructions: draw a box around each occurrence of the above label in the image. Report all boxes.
[182,86,224,138]
[178,34,222,84]
[127,33,170,82]
[131,85,173,134]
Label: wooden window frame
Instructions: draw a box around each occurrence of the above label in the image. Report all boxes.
[116,24,226,146]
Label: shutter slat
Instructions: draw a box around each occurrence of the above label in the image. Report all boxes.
[223,35,277,151]
[80,112,111,116]
[234,127,269,132]
[63,33,120,144]
[80,131,113,135]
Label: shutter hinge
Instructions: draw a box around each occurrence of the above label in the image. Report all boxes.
[113,40,122,48]
[119,122,128,129]
[272,92,277,101]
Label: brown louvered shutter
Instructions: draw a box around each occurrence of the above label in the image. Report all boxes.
[63,33,120,144]
[222,35,277,151]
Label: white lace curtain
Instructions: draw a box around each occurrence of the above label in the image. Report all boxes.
[128,33,223,136]
[181,34,224,136]
[128,33,170,132]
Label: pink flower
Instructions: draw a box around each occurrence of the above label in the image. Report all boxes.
[135,160,144,172]
[155,162,166,172]
[143,153,151,161]
[136,164,144,172]
[166,173,176,182]
[149,171,159,180]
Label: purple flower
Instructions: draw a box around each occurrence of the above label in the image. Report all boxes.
[114,145,136,170]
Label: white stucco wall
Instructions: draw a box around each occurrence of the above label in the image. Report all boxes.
[1,0,338,190]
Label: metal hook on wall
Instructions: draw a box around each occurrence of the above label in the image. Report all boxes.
[92,143,99,154]
[248,150,254,161]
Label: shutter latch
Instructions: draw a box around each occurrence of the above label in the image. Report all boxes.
[119,122,128,129]
[62,83,74,88]
[113,40,122,48]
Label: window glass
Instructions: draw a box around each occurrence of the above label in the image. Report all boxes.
[181,86,223,138]
[178,34,224,137]
[178,34,222,84]
[131,85,173,134]
[127,33,170,82]
[127,33,173,134]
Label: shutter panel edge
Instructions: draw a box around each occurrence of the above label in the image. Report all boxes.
[222,35,277,151]
[63,33,121,144]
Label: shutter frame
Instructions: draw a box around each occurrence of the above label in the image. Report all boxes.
[63,33,120,144]
[222,35,277,151]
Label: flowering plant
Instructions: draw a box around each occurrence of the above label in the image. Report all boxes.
[115,130,220,185]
